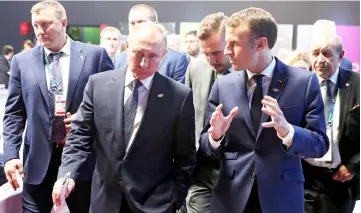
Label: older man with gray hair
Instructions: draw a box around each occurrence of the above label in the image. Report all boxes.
[52,22,196,213]
[303,19,360,213]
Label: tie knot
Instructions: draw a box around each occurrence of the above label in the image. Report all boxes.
[253,74,264,87]
[132,79,142,91]
[49,52,63,61]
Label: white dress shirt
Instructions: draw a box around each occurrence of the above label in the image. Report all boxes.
[210,57,294,149]
[124,68,154,152]
[44,36,71,98]
[306,68,341,168]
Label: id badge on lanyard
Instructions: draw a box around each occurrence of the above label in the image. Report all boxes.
[314,95,336,162]
[46,55,66,117]
[54,93,66,116]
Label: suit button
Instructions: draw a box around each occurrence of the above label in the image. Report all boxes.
[293,152,300,156]
[48,137,51,140]
[252,171,256,178]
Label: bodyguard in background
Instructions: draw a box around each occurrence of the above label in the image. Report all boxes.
[114,4,189,83]
[185,12,232,213]
[2,1,113,212]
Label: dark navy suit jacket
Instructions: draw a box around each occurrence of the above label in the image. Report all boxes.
[2,40,114,184]
[200,58,329,213]
[57,70,196,213]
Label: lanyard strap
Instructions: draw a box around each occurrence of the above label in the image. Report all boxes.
[44,53,58,90]
[327,92,337,125]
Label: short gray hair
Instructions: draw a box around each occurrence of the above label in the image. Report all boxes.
[31,0,66,20]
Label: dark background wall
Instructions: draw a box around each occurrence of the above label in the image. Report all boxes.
[0,1,359,52]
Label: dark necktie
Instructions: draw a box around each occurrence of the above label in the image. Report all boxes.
[250,74,264,132]
[323,79,336,123]
[48,52,66,144]
[124,79,142,149]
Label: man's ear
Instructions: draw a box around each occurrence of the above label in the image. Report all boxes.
[255,37,267,51]
[162,48,168,57]
[62,18,67,29]
[125,40,129,50]
[338,50,345,62]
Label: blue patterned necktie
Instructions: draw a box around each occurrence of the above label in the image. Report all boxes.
[48,52,66,144]
[124,79,142,149]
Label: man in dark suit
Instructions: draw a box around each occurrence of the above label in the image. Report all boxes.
[0,45,14,88]
[303,32,360,213]
[185,12,232,213]
[52,22,196,213]
[114,4,189,83]
[2,1,113,212]
[199,8,329,213]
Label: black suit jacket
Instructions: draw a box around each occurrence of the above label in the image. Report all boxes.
[338,69,360,200]
[0,55,10,88]
[303,68,360,200]
[57,69,196,213]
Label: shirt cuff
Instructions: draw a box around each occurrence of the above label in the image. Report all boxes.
[277,124,294,148]
[209,134,225,150]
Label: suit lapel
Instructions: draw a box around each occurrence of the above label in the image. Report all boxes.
[257,59,288,139]
[235,71,257,138]
[31,46,50,108]
[66,40,86,110]
[125,72,165,159]
[109,68,126,155]
[202,64,213,96]
[337,68,352,140]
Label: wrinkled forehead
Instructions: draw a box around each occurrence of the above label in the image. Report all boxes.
[310,38,336,52]
[129,35,165,50]
[32,8,60,21]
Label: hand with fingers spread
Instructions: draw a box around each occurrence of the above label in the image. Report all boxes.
[208,104,239,141]
[4,159,24,190]
[261,95,290,138]
[52,178,75,207]
[332,165,353,182]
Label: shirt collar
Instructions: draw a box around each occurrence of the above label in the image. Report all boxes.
[125,67,154,91]
[246,57,276,80]
[228,67,236,73]
[317,67,339,85]
[44,35,71,57]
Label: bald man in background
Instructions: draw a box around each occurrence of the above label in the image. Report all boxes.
[114,4,189,83]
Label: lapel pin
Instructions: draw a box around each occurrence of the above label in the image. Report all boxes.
[80,55,84,59]
[272,88,279,92]
[346,83,350,87]
[157,94,164,98]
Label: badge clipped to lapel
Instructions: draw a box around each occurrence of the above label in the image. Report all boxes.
[54,94,66,116]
